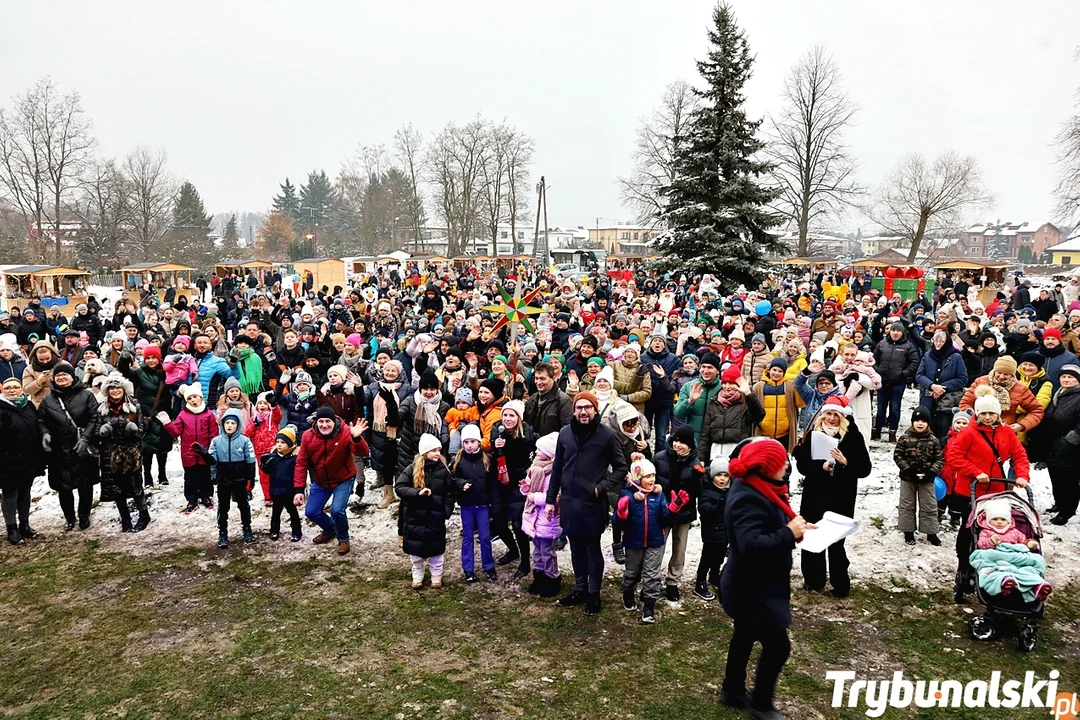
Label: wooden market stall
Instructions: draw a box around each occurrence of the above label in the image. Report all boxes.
[120,262,198,305]
[932,259,1012,305]
[0,265,89,316]
[293,258,345,293]
[213,259,275,283]
[849,248,915,271]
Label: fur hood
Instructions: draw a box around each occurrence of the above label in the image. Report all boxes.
[97,371,138,415]
[320,380,355,396]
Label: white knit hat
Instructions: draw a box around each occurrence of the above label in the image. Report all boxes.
[327,364,348,382]
[460,424,482,443]
[973,385,1001,416]
[983,497,1011,521]
[613,401,639,425]
[417,433,442,456]
[502,399,525,422]
[536,431,559,458]
[596,365,615,386]
[631,457,656,482]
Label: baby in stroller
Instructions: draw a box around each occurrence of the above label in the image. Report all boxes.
[970,497,1053,602]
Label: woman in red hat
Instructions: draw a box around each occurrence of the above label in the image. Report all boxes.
[719,437,809,720]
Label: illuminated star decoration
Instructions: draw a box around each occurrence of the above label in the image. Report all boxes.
[483,283,545,336]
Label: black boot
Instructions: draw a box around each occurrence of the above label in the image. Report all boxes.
[78,515,90,531]
[243,526,255,543]
[18,523,39,540]
[641,598,656,624]
[870,427,881,441]
[133,498,151,532]
[584,592,602,616]
[623,588,637,611]
[526,571,543,595]
[512,562,530,581]
[6,524,23,545]
[539,574,561,598]
[218,530,229,549]
[63,517,75,532]
[497,549,520,566]
[556,589,587,607]
[117,500,133,533]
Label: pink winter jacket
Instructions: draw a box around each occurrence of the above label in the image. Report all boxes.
[164,405,219,467]
[163,353,199,386]
[976,515,1030,549]
[521,457,562,540]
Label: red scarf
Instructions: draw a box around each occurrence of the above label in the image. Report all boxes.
[738,471,796,520]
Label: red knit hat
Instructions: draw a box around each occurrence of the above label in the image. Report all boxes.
[1043,328,1062,342]
[143,345,162,362]
[729,438,788,480]
[721,364,742,383]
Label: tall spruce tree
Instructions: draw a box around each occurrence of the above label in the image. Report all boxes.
[272,178,301,222]
[655,4,784,287]
[221,214,240,254]
[170,181,215,269]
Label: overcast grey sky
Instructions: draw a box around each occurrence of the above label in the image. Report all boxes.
[3,0,1077,231]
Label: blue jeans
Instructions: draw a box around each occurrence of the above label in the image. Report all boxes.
[875,384,906,432]
[647,406,672,451]
[305,479,354,542]
[460,505,494,573]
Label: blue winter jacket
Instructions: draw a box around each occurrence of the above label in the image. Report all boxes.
[915,346,968,410]
[206,409,257,483]
[794,370,840,428]
[195,351,239,405]
[613,486,674,549]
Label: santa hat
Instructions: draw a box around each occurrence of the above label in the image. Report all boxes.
[728,438,788,480]
[821,395,852,416]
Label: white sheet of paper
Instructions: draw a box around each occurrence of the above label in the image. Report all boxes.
[800,511,859,554]
[810,431,839,461]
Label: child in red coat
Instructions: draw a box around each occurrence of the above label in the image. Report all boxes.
[160,382,219,514]
[245,391,282,505]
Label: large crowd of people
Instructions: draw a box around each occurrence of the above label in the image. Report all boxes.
[2,261,1079,720]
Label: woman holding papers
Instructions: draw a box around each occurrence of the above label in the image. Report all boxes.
[793,395,871,598]
[719,438,809,720]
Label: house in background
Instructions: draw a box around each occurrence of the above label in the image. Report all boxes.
[961,221,1060,260]
[589,223,665,254]
[1048,236,1080,266]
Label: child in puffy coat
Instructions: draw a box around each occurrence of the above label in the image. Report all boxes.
[452,423,498,583]
[245,391,283,505]
[520,431,562,597]
[694,457,731,602]
[894,406,944,547]
[192,408,256,548]
[969,497,1053,601]
[259,424,304,542]
[160,382,218,514]
[614,455,690,624]
[163,335,199,415]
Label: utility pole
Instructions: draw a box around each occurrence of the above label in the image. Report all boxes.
[533,176,545,266]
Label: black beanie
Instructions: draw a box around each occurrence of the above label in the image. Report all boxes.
[446,345,465,361]
[911,406,931,424]
[700,352,721,370]
[480,377,505,399]
[671,423,696,449]
[53,361,76,379]
[1019,351,1044,370]
[419,371,439,390]
[315,405,336,422]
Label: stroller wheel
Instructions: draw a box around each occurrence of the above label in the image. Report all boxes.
[1018,624,1037,653]
[970,614,996,641]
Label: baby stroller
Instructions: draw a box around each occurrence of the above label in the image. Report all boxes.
[955,478,1046,652]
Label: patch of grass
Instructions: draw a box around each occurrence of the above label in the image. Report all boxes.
[0,542,1077,719]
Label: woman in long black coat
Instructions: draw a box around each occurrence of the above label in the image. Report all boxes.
[793,398,871,597]
[1030,365,1080,525]
[38,363,99,531]
[0,375,46,545]
[86,372,151,533]
[720,438,807,716]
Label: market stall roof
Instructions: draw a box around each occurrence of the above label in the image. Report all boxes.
[294,258,343,264]
[1,265,89,276]
[849,249,914,268]
[216,259,274,268]
[932,259,1013,271]
[121,262,195,272]
[410,253,449,262]
[780,256,838,266]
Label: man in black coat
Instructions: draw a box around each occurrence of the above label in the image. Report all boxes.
[547,390,629,616]
[872,321,920,442]
[524,362,572,437]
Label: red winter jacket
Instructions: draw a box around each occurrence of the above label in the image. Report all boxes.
[165,406,219,467]
[294,418,370,490]
[946,422,1030,499]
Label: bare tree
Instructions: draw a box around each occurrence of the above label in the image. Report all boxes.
[478,122,505,256]
[123,146,176,261]
[867,152,993,263]
[394,123,427,250]
[618,80,700,225]
[1054,48,1080,226]
[503,128,534,255]
[766,46,862,256]
[0,78,95,263]
[72,158,130,267]
[427,119,488,256]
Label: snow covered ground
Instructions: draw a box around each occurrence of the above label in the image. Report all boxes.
[19,386,1080,594]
